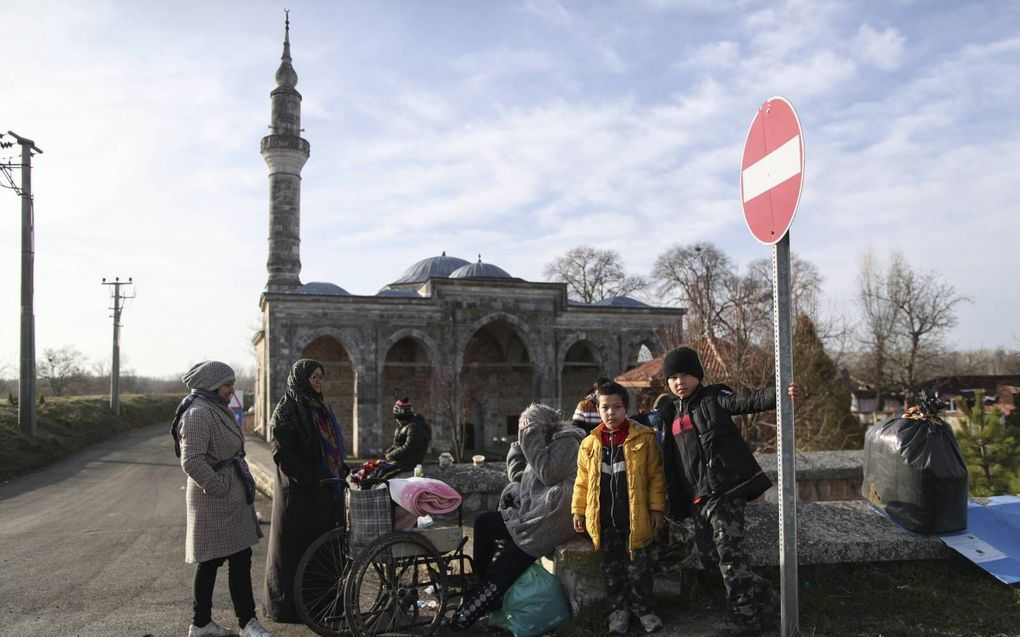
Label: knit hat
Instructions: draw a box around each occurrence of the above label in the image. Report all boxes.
[393,397,415,420]
[182,360,235,392]
[662,347,704,381]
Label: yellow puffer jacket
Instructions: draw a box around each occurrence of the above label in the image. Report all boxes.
[571,420,667,552]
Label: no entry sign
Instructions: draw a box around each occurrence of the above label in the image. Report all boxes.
[740,97,804,245]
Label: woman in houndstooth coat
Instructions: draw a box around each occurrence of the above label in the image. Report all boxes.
[173,361,270,637]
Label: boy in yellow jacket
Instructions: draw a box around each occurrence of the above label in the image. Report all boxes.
[572,381,667,634]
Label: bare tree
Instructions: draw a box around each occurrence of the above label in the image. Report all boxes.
[652,242,737,337]
[886,253,971,399]
[856,251,970,403]
[544,245,647,303]
[38,346,89,396]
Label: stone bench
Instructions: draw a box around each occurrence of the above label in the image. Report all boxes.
[550,499,950,612]
[756,450,864,503]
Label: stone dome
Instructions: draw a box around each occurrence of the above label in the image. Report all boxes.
[449,257,512,280]
[593,296,650,308]
[389,252,470,286]
[295,281,350,295]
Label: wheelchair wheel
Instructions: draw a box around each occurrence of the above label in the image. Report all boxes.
[344,531,449,637]
[294,528,351,637]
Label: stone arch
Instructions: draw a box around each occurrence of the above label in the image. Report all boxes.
[294,326,365,372]
[455,312,542,375]
[624,332,661,369]
[558,333,604,410]
[298,333,356,449]
[380,331,435,426]
[457,313,539,454]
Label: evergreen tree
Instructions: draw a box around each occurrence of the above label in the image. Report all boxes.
[956,390,1020,496]
[793,314,864,450]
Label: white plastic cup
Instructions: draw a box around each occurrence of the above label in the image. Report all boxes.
[472,454,485,466]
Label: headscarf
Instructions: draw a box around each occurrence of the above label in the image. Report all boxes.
[182,360,235,393]
[171,360,236,457]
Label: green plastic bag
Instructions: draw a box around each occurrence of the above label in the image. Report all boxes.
[488,563,571,637]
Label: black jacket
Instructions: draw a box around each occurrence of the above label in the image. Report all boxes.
[385,415,432,471]
[658,384,774,520]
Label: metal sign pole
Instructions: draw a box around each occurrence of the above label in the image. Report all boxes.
[772,231,798,636]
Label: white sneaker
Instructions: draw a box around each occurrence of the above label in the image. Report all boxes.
[640,612,664,633]
[239,618,272,637]
[608,609,630,634]
[188,620,233,637]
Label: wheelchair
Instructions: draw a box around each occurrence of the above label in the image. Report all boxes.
[294,477,476,637]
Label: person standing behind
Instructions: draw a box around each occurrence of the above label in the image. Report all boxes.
[383,397,431,472]
[572,381,666,635]
[571,376,611,433]
[263,359,348,624]
[173,361,271,637]
[659,346,795,637]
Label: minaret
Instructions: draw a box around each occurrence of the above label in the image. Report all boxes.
[261,11,309,291]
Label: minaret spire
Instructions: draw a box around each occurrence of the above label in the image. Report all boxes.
[262,11,310,292]
[275,10,298,90]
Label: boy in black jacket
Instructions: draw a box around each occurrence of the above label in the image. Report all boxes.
[659,347,794,637]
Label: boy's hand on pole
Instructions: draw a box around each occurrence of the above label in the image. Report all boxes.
[787,382,798,401]
[573,514,585,533]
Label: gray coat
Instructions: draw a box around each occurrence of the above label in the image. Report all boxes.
[180,397,262,563]
[499,404,585,558]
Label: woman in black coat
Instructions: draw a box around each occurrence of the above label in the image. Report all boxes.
[263,359,348,623]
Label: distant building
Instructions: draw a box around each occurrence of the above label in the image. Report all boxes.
[252,20,684,456]
[850,374,1020,429]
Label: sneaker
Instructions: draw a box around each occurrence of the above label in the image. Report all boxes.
[639,613,663,633]
[188,620,233,637]
[608,609,630,634]
[239,618,272,637]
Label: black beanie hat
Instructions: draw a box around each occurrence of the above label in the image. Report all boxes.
[662,347,704,381]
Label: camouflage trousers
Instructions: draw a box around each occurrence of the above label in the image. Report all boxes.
[697,497,779,629]
[600,527,656,616]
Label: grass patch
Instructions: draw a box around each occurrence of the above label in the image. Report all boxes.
[553,557,1020,636]
[0,394,181,481]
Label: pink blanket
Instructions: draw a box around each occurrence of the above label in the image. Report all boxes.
[388,478,462,516]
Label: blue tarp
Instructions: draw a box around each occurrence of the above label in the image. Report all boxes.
[939,495,1020,585]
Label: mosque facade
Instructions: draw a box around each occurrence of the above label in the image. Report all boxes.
[252,20,685,457]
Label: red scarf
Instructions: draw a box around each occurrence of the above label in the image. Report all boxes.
[598,421,629,446]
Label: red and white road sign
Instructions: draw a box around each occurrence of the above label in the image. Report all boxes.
[740,97,804,245]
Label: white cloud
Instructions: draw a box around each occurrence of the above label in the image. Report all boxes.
[853,24,906,70]
[522,0,572,26]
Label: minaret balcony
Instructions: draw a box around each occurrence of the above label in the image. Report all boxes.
[261,134,310,155]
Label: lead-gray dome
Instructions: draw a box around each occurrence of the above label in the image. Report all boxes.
[390,251,470,286]
[449,257,512,279]
[296,281,350,295]
[593,296,649,308]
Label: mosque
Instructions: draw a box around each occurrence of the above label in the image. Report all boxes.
[252,19,685,457]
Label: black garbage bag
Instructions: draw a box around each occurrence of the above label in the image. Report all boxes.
[861,400,968,534]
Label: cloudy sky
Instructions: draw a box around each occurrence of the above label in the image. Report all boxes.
[1,0,1017,378]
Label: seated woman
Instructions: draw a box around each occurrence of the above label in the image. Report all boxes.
[451,403,585,631]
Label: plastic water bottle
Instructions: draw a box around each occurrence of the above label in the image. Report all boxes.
[414,464,424,477]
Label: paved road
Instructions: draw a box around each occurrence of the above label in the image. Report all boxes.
[0,424,313,637]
